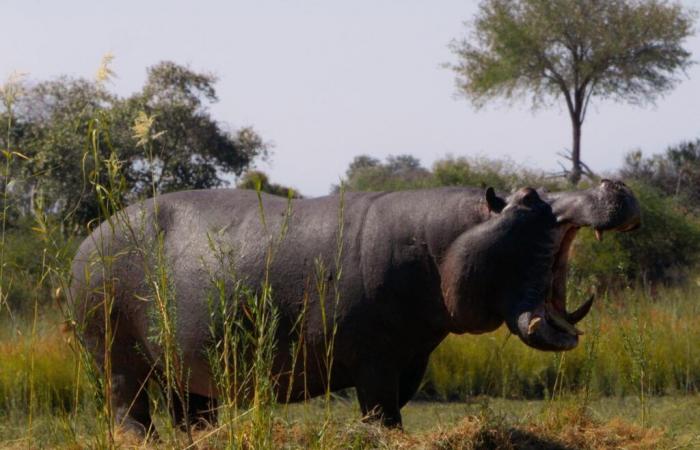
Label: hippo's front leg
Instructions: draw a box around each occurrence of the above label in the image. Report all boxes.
[398,356,429,409]
[354,363,402,428]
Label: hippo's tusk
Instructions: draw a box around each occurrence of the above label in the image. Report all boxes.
[567,294,594,325]
[545,303,584,336]
[527,316,543,335]
[595,229,603,242]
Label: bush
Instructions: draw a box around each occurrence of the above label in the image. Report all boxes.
[340,154,564,193]
[431,156,563,192]
[237,170,302,198]
[621,139,700,214]
[570,181,700,286]
[0,221,77,314]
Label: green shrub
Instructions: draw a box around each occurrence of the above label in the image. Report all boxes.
[570,181,700,286]
[0,223,77,315]
[341,154,564,193]
[431,156,564,192]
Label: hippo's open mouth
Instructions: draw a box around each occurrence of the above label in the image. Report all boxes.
[537,225,593,337]
[515,180,641,351]
[519,225,591,350]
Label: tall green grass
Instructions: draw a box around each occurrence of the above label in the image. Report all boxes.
[425,283,700,401]
[0,281,697,447]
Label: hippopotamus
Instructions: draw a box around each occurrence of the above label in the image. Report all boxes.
[68,180,640,433]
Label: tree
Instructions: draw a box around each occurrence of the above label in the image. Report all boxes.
[122,62,268,196]
[448,0,696,184]
[11,77,115,225]
[5,62,268,227]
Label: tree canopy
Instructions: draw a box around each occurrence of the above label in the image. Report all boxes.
[1,61,268,228]
[449,0,696,184]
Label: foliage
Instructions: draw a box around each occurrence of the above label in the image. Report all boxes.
[570,180,700,285]
[122,62,268,195]
[334,154,432,192]
[448,0,696,183]
[2,78,114,227]
[0,61,268,228]
[338,154,563,193]
[620,139,700,214]
[431,155,563,192]
[237,170,302,198]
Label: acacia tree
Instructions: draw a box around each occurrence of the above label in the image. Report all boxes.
[449,0,696,184]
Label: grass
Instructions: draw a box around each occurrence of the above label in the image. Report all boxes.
[0,288,699,448]
[0,392,697,448]
[426,283,700,401]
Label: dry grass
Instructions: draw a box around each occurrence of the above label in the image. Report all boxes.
[96,408,675,450]
[429,415,667,450]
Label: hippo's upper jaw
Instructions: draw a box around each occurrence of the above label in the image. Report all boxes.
[547,179,641,237]
[508,180,641,352]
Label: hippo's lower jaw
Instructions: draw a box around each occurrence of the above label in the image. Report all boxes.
[501,224,587,351]
[517,310,579,351]
[505,181,642,352]
[512,226,617,351]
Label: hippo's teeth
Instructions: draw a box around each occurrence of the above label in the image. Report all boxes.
[527,316,543,335]
[545,303,584,336]
[567,294,595,325]
[595,229,603,242]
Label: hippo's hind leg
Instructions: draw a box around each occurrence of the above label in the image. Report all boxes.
[110,340,157,437]
[398,356,429,409]
[171,391,218,430]
[354,364,402,428]
[77,309,155,436]
[111,370,153,436]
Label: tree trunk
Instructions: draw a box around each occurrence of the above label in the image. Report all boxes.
[569,119,582,185]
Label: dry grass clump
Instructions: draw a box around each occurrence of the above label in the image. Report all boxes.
[544,417,666,450]
[105,408,670,450]
[429,414,667,450]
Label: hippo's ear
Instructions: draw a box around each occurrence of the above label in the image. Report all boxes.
[485,187,506,213]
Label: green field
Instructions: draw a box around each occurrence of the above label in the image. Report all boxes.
[0,283,699,449]
[0,395,698,448]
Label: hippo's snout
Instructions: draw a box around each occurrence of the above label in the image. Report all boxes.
[595,179,642,232]
[549,179,641,238]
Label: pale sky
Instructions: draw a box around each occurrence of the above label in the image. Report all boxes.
[3,0,699,196]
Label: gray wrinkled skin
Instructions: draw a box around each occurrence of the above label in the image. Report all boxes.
[69,181,640,431]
